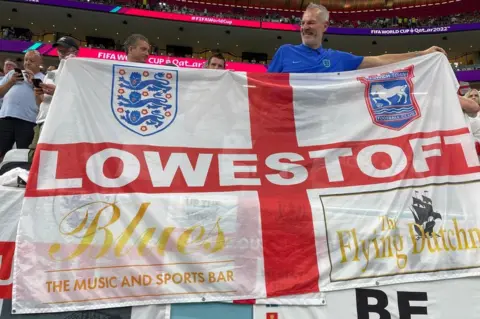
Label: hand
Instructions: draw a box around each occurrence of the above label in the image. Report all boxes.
[40,83,56,96]
[34,87,44,97]
[23,69,34,83]
[421,46,447,56]
[8,71,24,85]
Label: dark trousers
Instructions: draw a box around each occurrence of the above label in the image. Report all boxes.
[28,123,43,163]
[0,117,35,158]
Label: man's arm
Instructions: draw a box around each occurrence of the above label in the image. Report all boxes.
[0,81,15,98]
[0,71,23,97]
[0,76,18,97]
[358,46,447,69]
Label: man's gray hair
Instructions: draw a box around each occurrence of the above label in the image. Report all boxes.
[306,3,330,22]
[3,58,17,66]
[123,34,149,54]
[25,49,43,60]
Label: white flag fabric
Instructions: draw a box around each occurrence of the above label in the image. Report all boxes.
[0,186,23,302]
[12,53,480,313]
[130,304,171,319]
[0,186,172,318]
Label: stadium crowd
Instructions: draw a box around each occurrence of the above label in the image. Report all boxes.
[79,0,480,28]
[0,3,479,174]
[1,27,33,41]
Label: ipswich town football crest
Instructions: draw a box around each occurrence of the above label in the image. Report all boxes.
[111,65,178,136]
[358,66,420,130]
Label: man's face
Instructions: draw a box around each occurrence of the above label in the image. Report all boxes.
[3,61,16,74]
[57,46,77,60]
[129,40,150,63]
[207,57,225,70]
[301,9,328,49]
[24,52,42,72]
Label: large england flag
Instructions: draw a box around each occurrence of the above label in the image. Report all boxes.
[12,53,480,313]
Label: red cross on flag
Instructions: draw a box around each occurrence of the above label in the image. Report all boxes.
[12,53,480,314]
[0,188,24,300]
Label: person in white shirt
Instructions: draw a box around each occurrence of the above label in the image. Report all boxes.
[465,88,480,105]
[29,36,79,162]
[464,89,480,141]
[0,59,18,110]
[0,51,44,161]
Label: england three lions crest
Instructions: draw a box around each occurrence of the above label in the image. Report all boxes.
[358,66,420,130]
[111,65,178,136]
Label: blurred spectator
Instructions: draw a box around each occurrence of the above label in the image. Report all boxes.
[205,53,226,70]
[1,27,32,41]
[124,34,150,63]
[0,51,44,160]
[2,60,17,77]
[29,37,79,162]
[0,59,18,110]
[465,89,480,141]
[466,88,480,105]
[460,92,480,116]
[1,27,15,39]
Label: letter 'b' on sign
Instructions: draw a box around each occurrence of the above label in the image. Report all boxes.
[356,288,428,319]
[356,288,391,319]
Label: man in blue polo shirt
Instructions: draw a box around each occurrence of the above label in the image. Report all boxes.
[268,3,446,73]
[268,3,479,115]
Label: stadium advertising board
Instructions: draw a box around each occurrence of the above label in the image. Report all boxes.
[0,40,267,72]
[6,0,480,35]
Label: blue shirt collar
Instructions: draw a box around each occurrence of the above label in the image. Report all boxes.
[300,43,324,54]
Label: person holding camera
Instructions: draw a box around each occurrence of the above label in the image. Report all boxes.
[29,36,79,162]
[0,59,18,110]
[0,50,44,161]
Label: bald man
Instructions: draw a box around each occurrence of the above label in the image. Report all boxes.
[0,50,44,159]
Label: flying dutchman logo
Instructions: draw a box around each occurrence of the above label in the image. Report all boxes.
[409,191,442,239]
[324,187,480,281]
[112,65,178,136]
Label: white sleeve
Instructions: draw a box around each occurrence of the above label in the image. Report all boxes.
[469,116,480,141]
